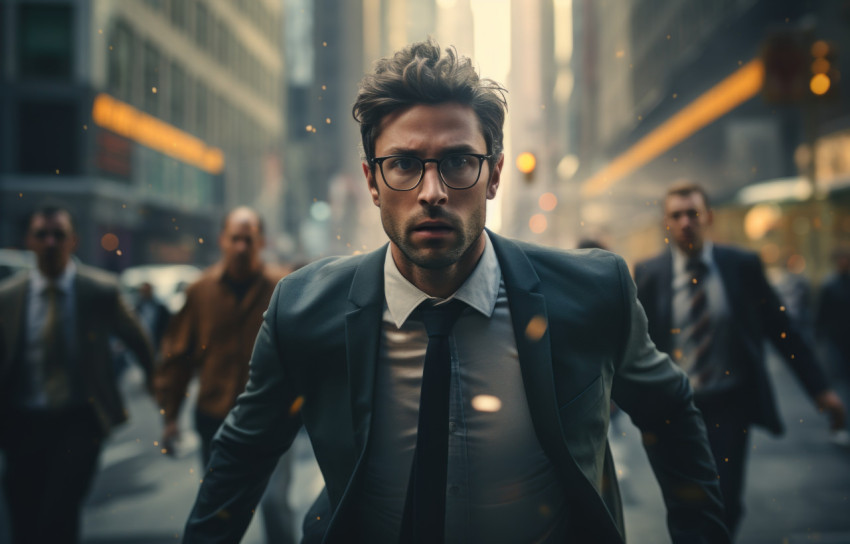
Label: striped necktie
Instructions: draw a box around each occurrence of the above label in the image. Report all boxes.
[42,284,71,407]
[682,258,712,381]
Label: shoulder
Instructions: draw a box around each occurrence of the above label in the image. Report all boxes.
[76,264,121,292]
[711,244,762,273]
[183,264,224,297]
[492,233,627,286]
[0,272,29,300]
[633,251,669,276]
[279,252,373,293]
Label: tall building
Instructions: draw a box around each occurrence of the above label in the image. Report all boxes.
[571,0,850,264]
[0,0,284,269]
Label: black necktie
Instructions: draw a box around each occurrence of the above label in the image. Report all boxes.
[399,299,466,544]
[683,258,712,379]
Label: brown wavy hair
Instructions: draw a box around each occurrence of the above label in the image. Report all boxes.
[352,39,507,170]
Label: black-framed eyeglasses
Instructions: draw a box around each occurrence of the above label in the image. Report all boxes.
[371,153,491,191]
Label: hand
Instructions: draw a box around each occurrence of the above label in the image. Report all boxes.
[815,390,847,431]
[161,420,180,457]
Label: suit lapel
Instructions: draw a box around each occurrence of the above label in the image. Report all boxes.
[344,246,387,452]
[1,275,29,379]
[488,233,569,464]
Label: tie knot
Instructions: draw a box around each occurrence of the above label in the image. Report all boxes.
[420,299,466,338]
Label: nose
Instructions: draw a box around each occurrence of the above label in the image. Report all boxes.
[417,163,448,206]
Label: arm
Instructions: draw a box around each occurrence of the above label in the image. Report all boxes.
[749,256,846,430]
[155,289,199,427]
[112,286,155,392]
[184,282,302,543]
[612,257,729,543]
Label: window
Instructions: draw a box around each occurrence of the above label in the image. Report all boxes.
[170,64,186,129]
[17,4,73,79]
[18,100,79,175]
[143,43,161,115]
[108,22,133,101]
[195,3,209,50]
[195,81,208,140]
[170,0,186,29]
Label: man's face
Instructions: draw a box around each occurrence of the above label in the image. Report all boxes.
[364,102,502,275]
[219,212,264,277]
[664,192,713,255]
[26,211,77,278]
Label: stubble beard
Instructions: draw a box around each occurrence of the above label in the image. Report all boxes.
[383,206,485,271]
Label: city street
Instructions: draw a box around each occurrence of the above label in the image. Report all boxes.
[1,352,848,544]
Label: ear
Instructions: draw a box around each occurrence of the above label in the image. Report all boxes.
[364,162,380,207]
[70,232,79,253]
[705,207,714,227]
[486,154,504,200]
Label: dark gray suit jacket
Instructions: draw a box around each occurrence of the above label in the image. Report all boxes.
[185,232,728,543]
[0,265,154,435]
[634,244,829,435]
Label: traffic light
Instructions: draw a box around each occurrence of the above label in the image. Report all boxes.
[761,31,809,104]
[809,40,839,100]
[516,152,537,182]
[761,30,840,104]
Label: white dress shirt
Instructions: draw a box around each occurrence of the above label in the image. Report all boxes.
[358,232,568,543]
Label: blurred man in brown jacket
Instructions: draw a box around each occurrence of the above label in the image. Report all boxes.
[156,207,299,542]
[156,206,285,463]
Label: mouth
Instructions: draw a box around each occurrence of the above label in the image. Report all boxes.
[411,220,455,238]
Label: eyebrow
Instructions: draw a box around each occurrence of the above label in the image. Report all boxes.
[379,144,482,157]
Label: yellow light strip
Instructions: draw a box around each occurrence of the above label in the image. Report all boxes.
[92,93,224,175]
[581,59,765,198]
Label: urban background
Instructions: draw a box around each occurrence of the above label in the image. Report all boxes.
[1,0,849,543]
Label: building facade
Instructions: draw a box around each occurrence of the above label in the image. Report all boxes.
[0,0,284,269]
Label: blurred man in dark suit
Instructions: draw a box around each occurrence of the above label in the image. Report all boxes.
[634,182,846,537]
[0,204,154,544]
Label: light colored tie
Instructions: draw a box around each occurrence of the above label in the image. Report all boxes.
[42,284,71,407]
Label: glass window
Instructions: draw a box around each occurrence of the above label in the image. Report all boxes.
[143,43,161,115]
[108,22,133,101]
[170,0,186,29]
[195,2,208,49]
[170,64,186,129]
[17,5,73,79]
[195,81,208,140]
[18,100,79,175]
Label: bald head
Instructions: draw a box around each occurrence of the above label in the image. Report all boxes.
[219,207,265,280]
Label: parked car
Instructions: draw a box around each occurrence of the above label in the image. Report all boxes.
[0,248,34,283]
[119,264,203,314]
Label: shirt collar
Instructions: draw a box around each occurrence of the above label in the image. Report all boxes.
[383,231,501,328]
[30,259,76,295]
[672,240,714,277]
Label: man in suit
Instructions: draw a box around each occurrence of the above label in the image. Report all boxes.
[183,40,728,543]
[634,182,846,537]
[0,204,155,544]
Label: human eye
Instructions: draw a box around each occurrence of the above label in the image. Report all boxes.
[386,156,417,172]
[443,154,472,171]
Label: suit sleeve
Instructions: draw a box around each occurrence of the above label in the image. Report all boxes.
[611,256,730,544]
[183,281,302,543]
[111,285,155,384]
[748,254,829,398]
